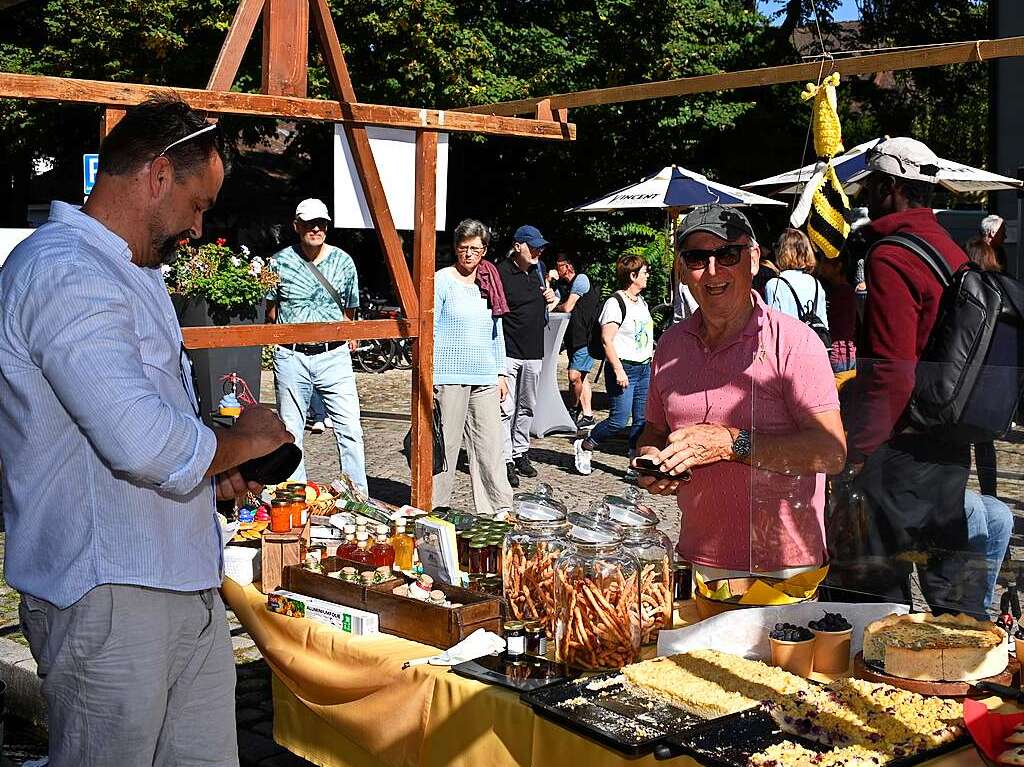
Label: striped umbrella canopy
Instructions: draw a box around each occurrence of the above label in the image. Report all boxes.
[745,139,1022,195]
[568,165,786,212]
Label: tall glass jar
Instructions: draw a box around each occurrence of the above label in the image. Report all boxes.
[554,514,641,670]
[603,488,674,644]
[502,484,569,639]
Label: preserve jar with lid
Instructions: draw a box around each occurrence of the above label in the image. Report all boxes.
[603,488,674,643]
[554,513,640,670]
[502,483,569,638]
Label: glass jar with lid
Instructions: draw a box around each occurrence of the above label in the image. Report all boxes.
[554,513,641,670]
[603,488,674,644]
[502,483,569,639]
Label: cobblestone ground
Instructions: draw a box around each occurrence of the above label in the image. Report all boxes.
[5,362,1024,764]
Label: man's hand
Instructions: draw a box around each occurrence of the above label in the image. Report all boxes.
[348,339,359,352]
[657,423,735,475]
[541,286,556,305]
[233,404,294,458]
[215,469,263,501]
[614,367,629,389]
[634,446,680,496]
[547,269,559,284]
[498,377,509,402]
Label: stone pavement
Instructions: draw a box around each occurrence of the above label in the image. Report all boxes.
[4,362,1024,764]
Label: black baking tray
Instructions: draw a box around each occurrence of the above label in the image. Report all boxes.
[655,706,971,767]
[451,653,579,693]
[519,671,705,757]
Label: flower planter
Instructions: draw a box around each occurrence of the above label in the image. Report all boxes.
[172,295,265,425]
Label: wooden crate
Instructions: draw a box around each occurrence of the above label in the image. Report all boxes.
[284,562,502,648]
[259,525,309,594]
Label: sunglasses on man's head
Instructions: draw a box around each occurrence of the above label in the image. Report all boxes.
[679,242,749,271]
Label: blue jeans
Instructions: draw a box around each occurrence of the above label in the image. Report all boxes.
[965,489,1012,613]
[308,390,327,423]
[274,345,367,492]
[588,360,650,452]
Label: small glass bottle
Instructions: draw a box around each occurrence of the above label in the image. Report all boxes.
[369,524,395,567]
[504,620,526,657]
[335,524,358,559]
[524,622,547,657]
[347,530,373,565]
[287,494,306,528]
[390,520,415,571]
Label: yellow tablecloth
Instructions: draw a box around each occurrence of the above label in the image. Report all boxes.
[222,579,988,767]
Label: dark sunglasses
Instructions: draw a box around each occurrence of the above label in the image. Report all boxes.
[679,243,749,271]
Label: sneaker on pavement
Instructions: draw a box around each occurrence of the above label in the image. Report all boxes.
[575,414,596,430]
[324,416,333,429]
[506,461,520,489]
[573,439,593,475]
[514,454,538,478]
[310,420,325,434]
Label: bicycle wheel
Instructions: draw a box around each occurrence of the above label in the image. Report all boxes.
[353,339,397,373]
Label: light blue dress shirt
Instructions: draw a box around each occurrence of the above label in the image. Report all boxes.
[0,202,221,609]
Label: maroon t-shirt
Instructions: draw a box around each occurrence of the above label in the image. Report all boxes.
[825,283,857,343]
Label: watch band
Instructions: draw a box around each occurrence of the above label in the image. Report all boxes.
[731,428,752,461]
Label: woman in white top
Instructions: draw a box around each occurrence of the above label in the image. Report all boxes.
[573,255,654,476]
[764,228,829,330]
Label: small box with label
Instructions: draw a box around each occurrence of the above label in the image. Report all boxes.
[267,590,379,635]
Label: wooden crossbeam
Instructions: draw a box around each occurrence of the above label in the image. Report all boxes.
[309,0,418,319]
[408,131,438,510]
[458,36,1024,116]
[181,319,413,349]
[0,72,576,140]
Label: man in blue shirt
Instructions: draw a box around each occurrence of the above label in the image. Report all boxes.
[266,199,367,492]
[0,97,292,766]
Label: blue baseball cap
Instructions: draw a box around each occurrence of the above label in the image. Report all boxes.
[513,225,549,249]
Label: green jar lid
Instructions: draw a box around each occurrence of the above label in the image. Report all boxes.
[468,540,487,550]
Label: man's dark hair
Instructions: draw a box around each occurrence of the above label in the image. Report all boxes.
[896,178,934,208]
[98,94,225,178]
[554,251,573,265]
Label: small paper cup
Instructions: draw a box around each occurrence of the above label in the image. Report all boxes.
[811,628,853,674]
[770,636,816,677]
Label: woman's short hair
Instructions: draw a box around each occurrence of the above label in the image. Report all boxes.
[966,237,1001,272]
[775,228,817,272]
[452,219,490,249]
[616,254,647,289]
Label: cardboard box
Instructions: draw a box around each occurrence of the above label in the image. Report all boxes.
[267,589,379,635]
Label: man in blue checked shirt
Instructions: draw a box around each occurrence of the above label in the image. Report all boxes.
[266,199,368,492]
[0,97,292,767]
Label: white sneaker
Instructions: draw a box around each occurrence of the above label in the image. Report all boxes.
[310,421,325,434]
[324,416,333,429]
[573,438,593,475]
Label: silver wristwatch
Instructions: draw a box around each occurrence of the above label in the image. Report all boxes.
[731,428,752,461]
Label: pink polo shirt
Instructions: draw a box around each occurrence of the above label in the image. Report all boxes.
[646,292,839,573]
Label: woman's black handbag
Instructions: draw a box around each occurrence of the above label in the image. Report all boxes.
[403,396,446,475]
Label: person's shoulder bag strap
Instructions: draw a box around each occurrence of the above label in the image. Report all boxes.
[299,254,350,314]
[776,274,806,317]
[871,233,953,288]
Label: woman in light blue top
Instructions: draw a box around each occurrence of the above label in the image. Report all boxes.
[432,219,512,516]
[764,228,829,330]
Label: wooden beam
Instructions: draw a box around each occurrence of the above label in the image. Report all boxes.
[408,131,438,511]
[308,0,419,318]
[0,72,576,140]
[458,36,1024,116]
[262,0,309,96]
[100,108,125,141]
[181,319,413,349]
[207,0,266,92]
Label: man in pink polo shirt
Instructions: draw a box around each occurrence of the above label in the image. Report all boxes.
[637,205,846,578]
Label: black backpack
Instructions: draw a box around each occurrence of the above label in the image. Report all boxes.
[777,274,832,349]
[875,233,1024,443]
[587,292,627,360]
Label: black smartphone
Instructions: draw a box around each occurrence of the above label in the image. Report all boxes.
[632,456,691,482]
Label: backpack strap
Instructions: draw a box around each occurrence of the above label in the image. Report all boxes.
[614,291,627,319]
[776,275,806,318]
[872,233,954,288]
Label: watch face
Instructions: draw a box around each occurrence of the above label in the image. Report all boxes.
[733,430,752,458]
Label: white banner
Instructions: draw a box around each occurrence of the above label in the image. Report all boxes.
[333,126,448,231]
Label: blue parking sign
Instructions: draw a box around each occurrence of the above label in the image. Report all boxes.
[83,153,99,196]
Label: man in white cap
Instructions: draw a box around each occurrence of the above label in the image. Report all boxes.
[266,198,367,491]
[833,137,983,615]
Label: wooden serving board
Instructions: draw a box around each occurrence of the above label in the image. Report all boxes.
[853,651,1018,697]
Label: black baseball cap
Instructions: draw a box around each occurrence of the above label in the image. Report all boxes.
[675,205,755,248]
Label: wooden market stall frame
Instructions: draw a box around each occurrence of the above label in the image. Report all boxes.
[2,0,1023,510]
